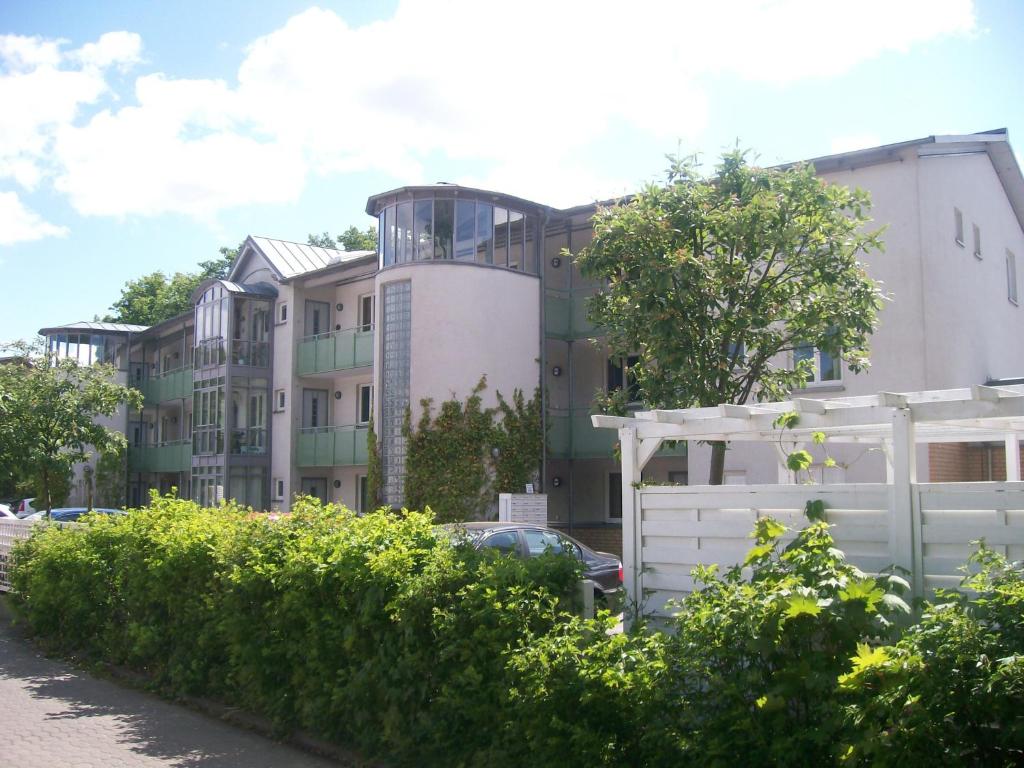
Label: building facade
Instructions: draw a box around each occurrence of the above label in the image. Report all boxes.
[38,129,1024,555]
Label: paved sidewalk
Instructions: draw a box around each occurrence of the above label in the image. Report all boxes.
[0,612,341,767]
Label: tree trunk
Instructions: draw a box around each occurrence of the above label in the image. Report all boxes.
[708,441,727,485]
[43,466,52,518]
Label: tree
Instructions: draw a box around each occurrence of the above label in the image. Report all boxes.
[576,150,885,484]
[104,244,240,326]
[0,341,143,514]
[307,226,378,252]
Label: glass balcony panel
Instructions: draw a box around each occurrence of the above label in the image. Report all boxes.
[295,425,369,467]
[297,327,374,375]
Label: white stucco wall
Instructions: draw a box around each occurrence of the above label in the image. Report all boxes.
[375,262,541,415]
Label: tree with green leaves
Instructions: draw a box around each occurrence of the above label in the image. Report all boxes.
[307,225,378,252]
[0,341,143,514]
[104,244,239,326]
[576,149,885,484]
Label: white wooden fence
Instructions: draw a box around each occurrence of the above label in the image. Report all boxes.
[0,519,37,592]
[634,481,1024,617]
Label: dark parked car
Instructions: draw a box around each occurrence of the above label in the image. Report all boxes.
[444,522,623,607]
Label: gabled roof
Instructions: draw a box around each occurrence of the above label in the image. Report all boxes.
[237,236,375,281]
[38,320,148,336]
[790,129,1024,234]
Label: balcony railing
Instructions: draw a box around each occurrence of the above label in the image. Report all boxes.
[230,339,270,367]
[296,425,369,467]
[128,439,192,473]
[138,366,193,404]
[547,408,686,460]
[297,326,374,375]
[544,289,600,340]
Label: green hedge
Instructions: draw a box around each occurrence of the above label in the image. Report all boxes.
[10,496,581,765]
[11,498,1024,767]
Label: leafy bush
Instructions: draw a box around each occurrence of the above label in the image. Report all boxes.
[13,500,1024,767]
[839,545,1024,766]
[11,495,581,765]
[505,517,911,768]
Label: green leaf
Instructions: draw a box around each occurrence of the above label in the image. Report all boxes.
[804,499,827,522]
[784,594,822,619]
[786,450,813,472]
[839,578,885,609]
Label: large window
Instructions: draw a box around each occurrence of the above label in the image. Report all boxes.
[192,375,225,455]
[194,283,228,369]
[231,298,271,366]
[607,355,641,402]
[377,197,536,275]
[358,294,375,332]
[231,376,268,455]
[794,343,842,384]
[357,383,373,425]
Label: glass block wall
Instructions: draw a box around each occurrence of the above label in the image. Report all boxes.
[380,280,411,506]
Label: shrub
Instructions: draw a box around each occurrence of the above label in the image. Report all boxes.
[10,495,581,766]
[503,517,911,768]
[839,545,1024,766]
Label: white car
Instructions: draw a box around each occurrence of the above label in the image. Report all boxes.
[0,503,15,519]
[12,498,37,518]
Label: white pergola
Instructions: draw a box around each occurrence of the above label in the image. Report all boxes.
[593,385,1024,607]
[593,384,1024,482]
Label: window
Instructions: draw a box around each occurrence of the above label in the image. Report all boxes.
[302,389,328,428]
[358,294,375,332]
[1008,250,1018,305]
[481,531,520,555]
[608,472,622,521]
[954,207,964,246]
[523,528,567,557]
[273,478,285,501]
[607,355,641,402]
[973,223,982,259]
[278,303,288,323]
[357,475,369,514]
[274,389,286,411]
[357,384,373,425]
[794,343,842,385]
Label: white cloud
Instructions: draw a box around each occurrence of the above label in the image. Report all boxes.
[0,191,68,245]
[0,1,978,222]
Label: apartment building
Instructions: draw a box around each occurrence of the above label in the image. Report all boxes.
[38,129,1024,556]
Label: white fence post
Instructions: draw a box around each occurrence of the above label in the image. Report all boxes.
[891,408,922,598]
[1005,435,1021,482]
[619,427,640,625]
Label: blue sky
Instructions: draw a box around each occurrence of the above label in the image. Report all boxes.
[1,0,1021,343]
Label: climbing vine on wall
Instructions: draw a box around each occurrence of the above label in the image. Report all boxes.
[403,377,542,523]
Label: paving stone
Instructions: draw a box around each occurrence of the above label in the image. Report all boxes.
[0,618,341,767]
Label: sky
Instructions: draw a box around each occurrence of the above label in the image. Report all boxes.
[1,0,1022,343]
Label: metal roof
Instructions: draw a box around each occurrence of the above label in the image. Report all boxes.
[247,236,375,280]
[38,321,149,336]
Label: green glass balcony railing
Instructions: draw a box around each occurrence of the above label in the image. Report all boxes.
[296,425,369,467]
[544,290,600,340]
[128,439,192,473]
[138,366,193,404]
[297,327,374,375]
[547,408,686,460]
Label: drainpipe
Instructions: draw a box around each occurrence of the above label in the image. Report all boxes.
[566,221,575,536]
[538,212,549,497]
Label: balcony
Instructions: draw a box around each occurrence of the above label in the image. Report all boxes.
[296,425,369,467]
[545,290,600,340]
[128,439,192,473]
[547,409,686,460]
[297,327,373,376]
[138,367,192,404]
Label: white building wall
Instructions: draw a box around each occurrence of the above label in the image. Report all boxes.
[687,148,1024,486]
